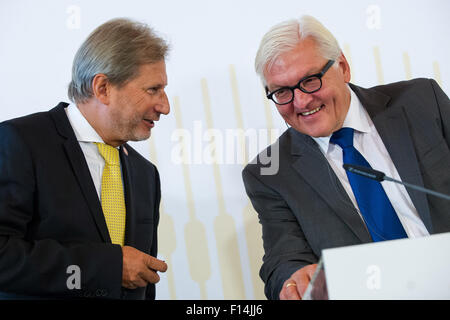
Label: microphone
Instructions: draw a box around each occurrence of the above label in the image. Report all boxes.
[343,163,450,201]
[343,164,385,181]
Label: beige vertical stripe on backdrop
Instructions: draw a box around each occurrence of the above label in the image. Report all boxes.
[403,52,412,80]
[433,61,442,87]
[373,46,384,85]
[229,65,265,299]
[173,96,212,299]
[201,78,246,299]
[148,138,177,299]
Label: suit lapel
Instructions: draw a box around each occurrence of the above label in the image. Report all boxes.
[351,84,433,232]
[120,144,136,246]
[49,103,112,243]
[290,130,372,242]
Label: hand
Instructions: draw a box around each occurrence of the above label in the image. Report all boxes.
[121,246,168,289]
[279,264,318,300]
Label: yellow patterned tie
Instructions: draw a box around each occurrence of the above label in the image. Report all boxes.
[95,143,126,246]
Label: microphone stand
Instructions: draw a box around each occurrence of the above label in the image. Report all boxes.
[383,175,450,201]
[343,163,450,201]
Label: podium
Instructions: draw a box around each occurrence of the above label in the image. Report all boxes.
[304,232,450,300]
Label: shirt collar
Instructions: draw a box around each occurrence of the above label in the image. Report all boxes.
[313,84,372,154]
[65,103,105,144]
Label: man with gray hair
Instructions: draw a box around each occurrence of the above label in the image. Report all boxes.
[243,15,450,299]
[0,18,170,299]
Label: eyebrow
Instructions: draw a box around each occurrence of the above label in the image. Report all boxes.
[267,64,323,92]
[145,83,167,91]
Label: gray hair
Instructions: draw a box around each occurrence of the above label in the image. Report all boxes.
[68,18,169,104]
[255,15,342,85]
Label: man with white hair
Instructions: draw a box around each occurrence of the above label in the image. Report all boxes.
[243,15,450,300]
[0,18,169,299]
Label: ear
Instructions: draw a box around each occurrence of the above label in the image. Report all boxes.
[91,74,111,105]
[338,53,351,83]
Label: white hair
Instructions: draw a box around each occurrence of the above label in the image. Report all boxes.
[255,15,342,85]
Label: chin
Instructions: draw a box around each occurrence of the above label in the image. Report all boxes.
[311,129,333,138]
[126,130,151,142]
[293,125,331,138]
[135,133,151,141]
[140,130,152,141]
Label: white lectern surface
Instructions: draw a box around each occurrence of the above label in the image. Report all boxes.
[322,232,450,299]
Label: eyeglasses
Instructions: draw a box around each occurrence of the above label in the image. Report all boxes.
[266,60,335,105]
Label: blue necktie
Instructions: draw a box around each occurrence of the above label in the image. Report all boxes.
[330,128,407,242]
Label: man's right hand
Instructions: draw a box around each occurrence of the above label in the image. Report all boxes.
[279,264,317,300]
[121,246,168,289]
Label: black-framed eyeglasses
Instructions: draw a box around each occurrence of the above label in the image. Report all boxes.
[266,60,335,105]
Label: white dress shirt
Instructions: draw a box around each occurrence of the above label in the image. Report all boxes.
[65,103,122,201]
[312,86,429,238]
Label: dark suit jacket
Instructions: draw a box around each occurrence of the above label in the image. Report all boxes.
[0,102,161,299]
[242,78,450,300]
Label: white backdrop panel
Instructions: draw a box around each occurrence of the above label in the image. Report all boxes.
[0,0,448,299]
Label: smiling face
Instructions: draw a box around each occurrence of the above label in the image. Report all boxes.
[264,37,351,138]
[106,61,169,145]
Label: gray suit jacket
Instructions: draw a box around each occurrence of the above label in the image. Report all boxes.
[242,78,450,299]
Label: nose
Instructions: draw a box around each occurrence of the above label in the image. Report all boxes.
[154,91,170,115]
[292,87,314,111]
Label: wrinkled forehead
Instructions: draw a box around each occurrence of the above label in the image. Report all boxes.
[263,38,324,81]
[263,39,326,85]
[122,61,168,88]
